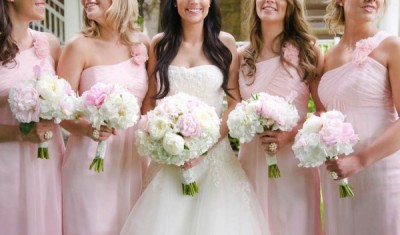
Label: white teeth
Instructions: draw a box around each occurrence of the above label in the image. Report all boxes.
[187,9,201,13]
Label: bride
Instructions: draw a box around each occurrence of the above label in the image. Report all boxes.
[121,0,268,234]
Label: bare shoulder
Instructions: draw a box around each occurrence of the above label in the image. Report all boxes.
[43,32,61,49]
[380,35,400,55]
[151,33,165,46]
[218,31,236,49]
[63,34,92,54]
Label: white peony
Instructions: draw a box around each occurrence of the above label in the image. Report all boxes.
[162,132,185,156]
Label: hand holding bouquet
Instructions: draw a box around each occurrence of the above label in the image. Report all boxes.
[293,110,359,198]
[78,83,140,172]
[8,73,78,159]
[136,92,220,196]
[227,92,299,178]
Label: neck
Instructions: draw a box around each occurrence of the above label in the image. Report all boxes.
[8,12,33,48]
[260,21,284,53]
[342,21,379,47]
[181,21,204,44]
[97,25,121,43]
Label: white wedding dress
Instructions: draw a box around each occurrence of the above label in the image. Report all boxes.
[121,65,268,235]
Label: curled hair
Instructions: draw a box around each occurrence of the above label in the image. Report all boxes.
[81,0,140,45]
[0,0,18,66]
[242,0,319,85]
[325,0,388,35]
[154,0,232,99]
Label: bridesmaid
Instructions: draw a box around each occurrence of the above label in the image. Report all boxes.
[238,0,324,234]
[0,0,63,235]
[57,0,149,234]
[320,0,400,234]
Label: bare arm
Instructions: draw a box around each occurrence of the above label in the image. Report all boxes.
[327,37,400,179]
[140,34,163,115]
[219,32,241,139]
[57,36,104,140]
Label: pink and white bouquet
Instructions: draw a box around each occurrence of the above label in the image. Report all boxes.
[136,92,220,196]
[227,92,299,178]
[8,73,78,159]
[78,83,140,172]
[292,110,359,198]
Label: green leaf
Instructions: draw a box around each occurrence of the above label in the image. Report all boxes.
[19,122,35,136]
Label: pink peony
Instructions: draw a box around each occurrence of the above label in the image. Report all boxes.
[352,37,378,66]
[8,83,40,123]
[178,113,201,137]
[84,83,111,108]
[131,43,148,65]
[283,43,300,66]
[340,123,359,145]
[33,34,50,59]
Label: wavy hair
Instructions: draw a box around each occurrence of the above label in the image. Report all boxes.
[153,0,232,99]
[325,0,388,35]
[242,0,318,85]
[0,0,18,66]
[81,0,140,45]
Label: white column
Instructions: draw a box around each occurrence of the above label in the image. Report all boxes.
[64,1,83,43]
[379,0,399,36]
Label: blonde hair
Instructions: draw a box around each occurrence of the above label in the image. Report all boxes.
[242,0,318,85]
[325,0,388,35]
[81,0,140,45]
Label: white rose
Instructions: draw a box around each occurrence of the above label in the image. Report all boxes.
[36,75,64,101]
[302,115,323,133]
[163,132,185,155]
[148,116,171,139]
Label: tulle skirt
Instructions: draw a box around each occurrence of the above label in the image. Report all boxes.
[121,137,269,235]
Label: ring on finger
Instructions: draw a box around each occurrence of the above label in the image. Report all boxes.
[92,129,100,140]
[329,171,338,180]
[44,131,53,140]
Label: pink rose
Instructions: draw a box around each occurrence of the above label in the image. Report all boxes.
[340,123,359,145]
[84,83,111,108]
[178,113,200,137]
[8,83,40,123]
[283,43,299,66]
[33,35,50,59]
[352,37,378,66]
[131,43,148,65]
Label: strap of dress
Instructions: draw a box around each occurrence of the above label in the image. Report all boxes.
[352,31,390,66]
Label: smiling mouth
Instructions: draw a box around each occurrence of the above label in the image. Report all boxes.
[262,6,277,11]
[186,8,202,13]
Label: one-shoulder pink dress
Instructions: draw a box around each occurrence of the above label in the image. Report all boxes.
[238,44,322,235]
[0,30,63,235]
[62,44,149,235]
[318,31,400,235]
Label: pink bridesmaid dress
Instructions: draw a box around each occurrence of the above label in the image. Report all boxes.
[238,44,322,235]
[62,44,149,235]
[0,30,64,235]
[318,31,400,234]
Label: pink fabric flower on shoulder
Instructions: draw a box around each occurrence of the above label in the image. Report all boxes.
[33,33,50,60]
[352,37,378,67]
[131,43,148,65]
[283,43,300,66]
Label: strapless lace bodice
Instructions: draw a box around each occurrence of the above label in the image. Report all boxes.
[163,65,225,116]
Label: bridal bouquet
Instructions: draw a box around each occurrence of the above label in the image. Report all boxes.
[78,83,140,172]
[136,92,220,196]
[227,92,299,178]
[292,110,359,198]
[8,73,78,159]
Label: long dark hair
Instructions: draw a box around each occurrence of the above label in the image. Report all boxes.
[154,0,232,99]
[0,0,18,66]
